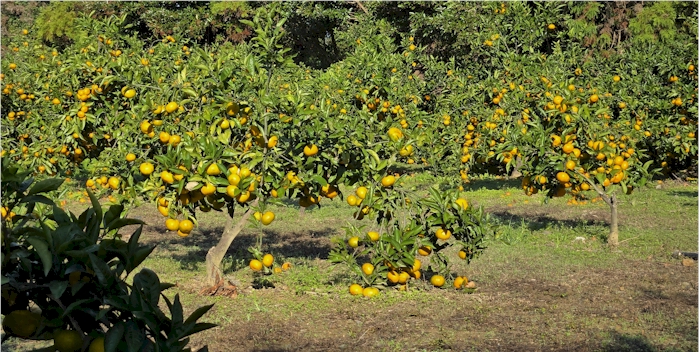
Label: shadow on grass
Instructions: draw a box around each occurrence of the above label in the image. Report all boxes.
[600,331,661,352]
[146,224,337,272]
[668,190,698,199]
[465,178,522,191]
[489,209,610,233]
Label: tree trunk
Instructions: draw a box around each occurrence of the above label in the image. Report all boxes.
[205,201,258,287]
[608,193,619,247]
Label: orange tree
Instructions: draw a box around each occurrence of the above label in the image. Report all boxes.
[0,5,495,291]
[1,166,215,351]
[1,1,697,288]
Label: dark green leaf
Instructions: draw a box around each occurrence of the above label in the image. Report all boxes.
[87,189,103,224]
[182,322,217,339]
[107,218,144,233]
[27,178,64,196]
[89,253,113,285]
[105,321,125,352]
[19,195,55,205]
[26,237,52,276]
[125,320,145,352]
[49,280,69,299]
[61,298,94,318]
[184,304,215,325]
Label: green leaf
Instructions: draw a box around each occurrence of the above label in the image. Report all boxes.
[61,298,94,318]
[88,253,112,285]
[127,246,156,274]
[125,320,145,352]
[105,321,125,352]
[133,268,161,306]
[49,280,69,299]
[87,188,103,224]
[171,294,184,327]
[107,218,145,233]
[182,322,218,339]
[27,178,64,196]
[27,237,52,276]
[19,195,54,205]
[184,304,215,326]
[53,205,71,224]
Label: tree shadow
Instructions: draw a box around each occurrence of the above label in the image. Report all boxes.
[489,208,610,233]
[464,178,522,191]
[599,331,661,352]
[668,190,698,199]
[145,224,337,272]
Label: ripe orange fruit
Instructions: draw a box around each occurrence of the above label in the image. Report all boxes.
[362,287,379,298]
[455,198,468,210]
[169,135,181,146]
[381,175,396,187]
[430,275,445,288]
[179,219,194,233]
[589,94,599,103]
[158,205,169,217]
[123,89,136,98]
[458,250,467,260]
[454,276,466,289]
[206,163,221,176]
[562,142,574,154]
[126,153,136,162]
[262,254,274,267]
[228,173,241,186]
[165,101,179,113]
[412,259,421,272]
[387,270,400,284]
[367,231,380,241]
[565,160,576,171]
[161,171,174,184]
[349,284,363,296]
[159,131,170,143]
[267,136,278,148]
[139,162,154,175]
[237,191,251,203]
[303,144,318,156]
[435,228,451,240]
[387,127,403,141]
[201,183,216,196]
[398,271,410,284]
[107,177,119,190]
[261,211,275,225]
[361,263,374,275]
[165,219,180,231]
[355,186,368,199]
[417,246,432,256]
[556,172,570,183]
[348,236,360,248]
[281,262,292,271]
[140,120,153,134]
[249,259,263,271]
[226,185,238,198]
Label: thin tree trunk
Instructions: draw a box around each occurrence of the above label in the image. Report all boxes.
[574,171,619,248]
[205,200,258,287]
[608,193,619,247]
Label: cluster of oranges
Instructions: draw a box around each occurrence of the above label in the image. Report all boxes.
[249,253,291,274]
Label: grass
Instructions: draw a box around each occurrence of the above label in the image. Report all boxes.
[3,175,698,351]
